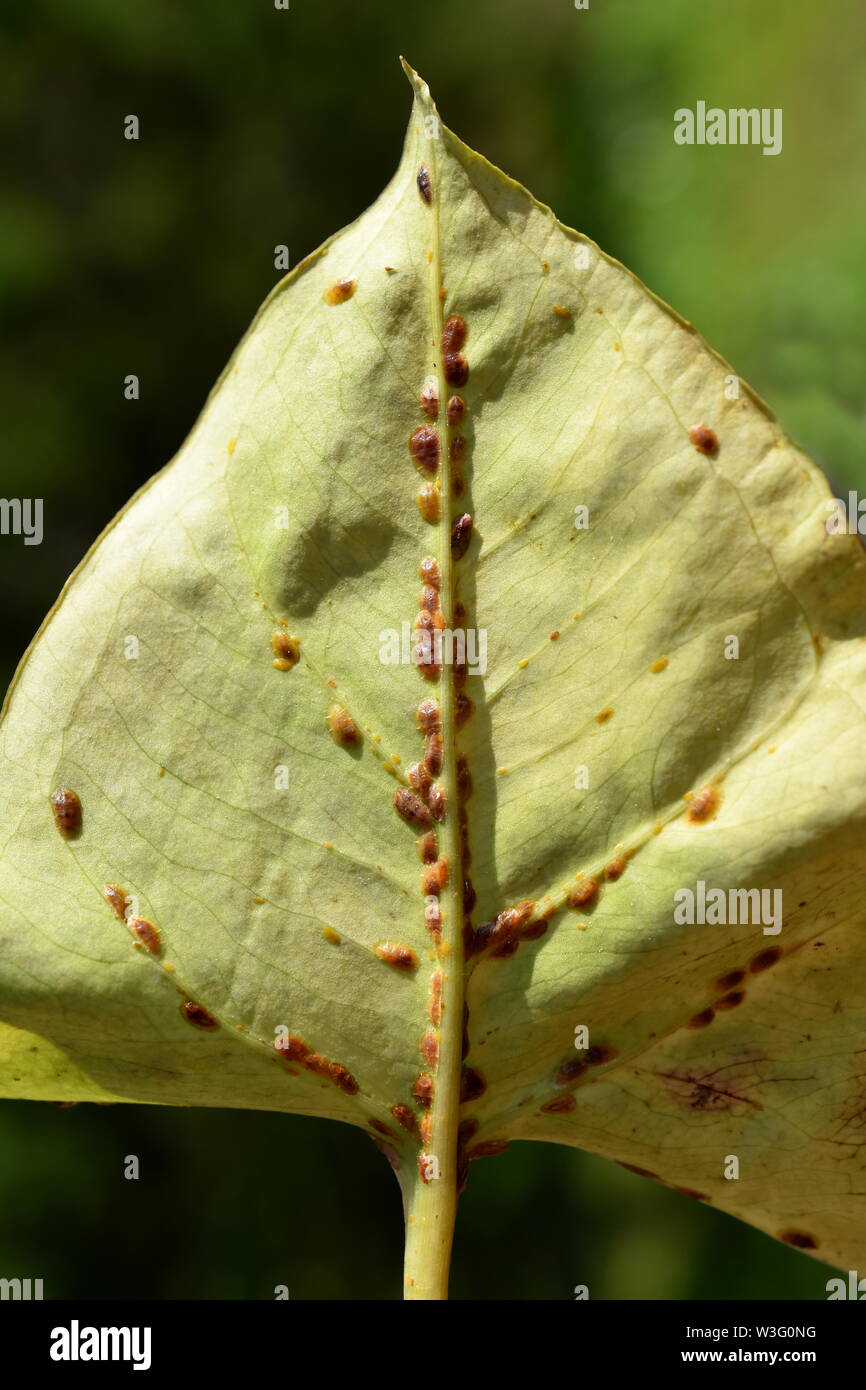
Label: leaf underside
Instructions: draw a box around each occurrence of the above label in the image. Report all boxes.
[3,61,866,1282]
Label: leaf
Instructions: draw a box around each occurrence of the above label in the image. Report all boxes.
[2,60,866,1298]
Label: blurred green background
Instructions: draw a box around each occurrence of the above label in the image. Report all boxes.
[1,0,864,1299]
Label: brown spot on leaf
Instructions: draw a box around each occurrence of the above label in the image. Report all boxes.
[323,278,355,305]
[375,942,418,971]
[180,999,218,1030]
[51,788,82,840]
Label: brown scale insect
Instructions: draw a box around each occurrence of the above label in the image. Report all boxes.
[323,279,356,305]
[327,704,361,747]
[412,1073,434,1108]
[421,857,449,896]
[51,788,82,840]
[417,165,432,203]
[491,939,519,959]
[750,946,781,973]
[129,917,161,954]
[467,1140,509,1160]
[373,1138,401,1172]
[375,942,418,971]
[586,1043,617,1066]
[428,784,447,821]
[779,1230,818,1250]
[419,381,438,417]
[394,788,433,828]
[456,757,472,799]
[444,353,469,387]
[419,556,441,588]
[424,734,443,777]
[409,426,440,472]
[604,857,627,881]
[419,1030,440,1068]
[568,878,599,909]
[328,1062,359,1095]
[455,692,475,726]
[714,990,745,1010]
[391,1104,418,1134]
[458,1118,479,1145]
[460,1066,486,1101]
[180,999,218,1030]
[447,395,466,426]
[416,485,440,524]
[424,899,442,939]
[450,435,466,463]
[429,971,443,1026]
[271,631,300,669]
[417,698,441,733]
[686,786,720,823]
[417,829,438,863]
[540,1095,576,1114]
[370,1119,396,1139]
[554,1057,588,1088]
[102,884,128,920]
[520,918,548,942]
[462,878,477,913]
[419,584,440,613]
[451,513,472,560]
[412,637,440,682]
[716,968,746,991]
[441,316,467,352]
[277,1034,310,1063]
[407,761,433,799]
[689,423,719,455]
[688,1007,716,1029]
